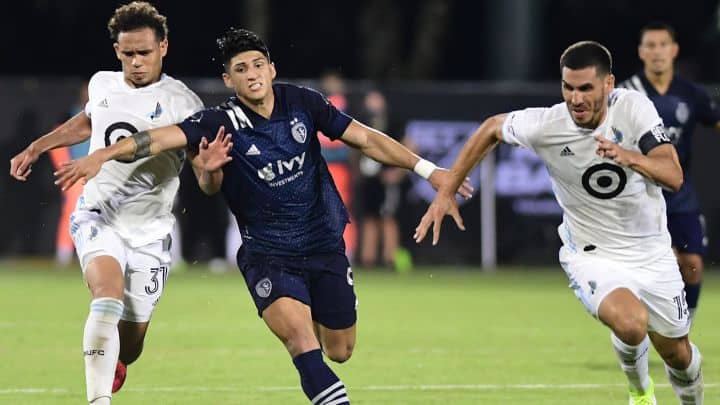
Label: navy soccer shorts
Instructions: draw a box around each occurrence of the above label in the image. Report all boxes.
[237,248,357,330]
[667,211,707,256]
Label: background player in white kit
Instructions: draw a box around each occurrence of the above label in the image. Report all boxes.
[415,41,703,404]
[9,2,203,404]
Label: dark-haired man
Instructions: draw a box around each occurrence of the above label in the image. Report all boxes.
[415,41,704,404]
[10,2,203,403]
[619,22,720,324]
[54,28,472,404]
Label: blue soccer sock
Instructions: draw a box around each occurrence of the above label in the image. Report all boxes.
[684,282,701,318]
[292,349,349,404]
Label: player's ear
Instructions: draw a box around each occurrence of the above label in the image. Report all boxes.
[606,73,615,90]
[670,41,679,59]
[159,39,168,58]
[222,72,234,89]
[113,43,122,61]
[270,62,277,80]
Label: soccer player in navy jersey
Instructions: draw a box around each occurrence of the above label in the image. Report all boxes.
[55,28,472,404]
[620,22,720,321]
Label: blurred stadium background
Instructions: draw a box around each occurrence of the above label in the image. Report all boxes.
[2,1,720,403]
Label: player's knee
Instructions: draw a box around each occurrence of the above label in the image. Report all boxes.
[611,314,648,344]
[325,343,354,363]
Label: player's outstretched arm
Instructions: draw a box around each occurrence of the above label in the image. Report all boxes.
[595,136,682,191]
[53,124,187,191]
[414,114,505,246]
[188,126,233,195]
[9,112,91,181]
[340,120,474,198]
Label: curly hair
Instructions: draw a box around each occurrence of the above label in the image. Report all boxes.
[107,1,168,42]
[216,28,270,69]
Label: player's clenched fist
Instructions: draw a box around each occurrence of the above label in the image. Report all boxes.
[9,145,40,181]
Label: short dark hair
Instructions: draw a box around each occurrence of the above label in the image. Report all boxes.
[216,28,271,69]
[107,1,168,42]
[639,21,677,43]
[559,41,612,76]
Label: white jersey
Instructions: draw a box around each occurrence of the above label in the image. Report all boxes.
[80,71,203,247]
[502,88,672,264]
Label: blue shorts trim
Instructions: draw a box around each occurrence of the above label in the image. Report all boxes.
[237,248,357,330]
[667,211,707,255]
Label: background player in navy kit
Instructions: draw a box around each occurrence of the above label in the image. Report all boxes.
[620,22,720,320]
[56,28,472,404]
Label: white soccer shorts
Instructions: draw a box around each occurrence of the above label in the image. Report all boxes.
[559,246,690,338]
[70,209,172,323]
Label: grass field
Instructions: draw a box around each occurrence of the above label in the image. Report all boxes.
[0,261,718,404]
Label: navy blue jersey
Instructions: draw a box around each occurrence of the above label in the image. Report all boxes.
[178,83,353,256]
[620,72,720,213]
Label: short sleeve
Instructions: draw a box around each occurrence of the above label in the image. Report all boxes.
[301,87,352,140]
[625,91,663,137]
[621,91,671,154]
[501,108,547,149]
[171,82,205,123]
[84,72,101,118]
[693,85,720,126]
[177,109,216,151]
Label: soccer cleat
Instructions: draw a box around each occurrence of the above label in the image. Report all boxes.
[112,361,127,393]
[628,377,656,405]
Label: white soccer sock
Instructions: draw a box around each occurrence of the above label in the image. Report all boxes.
[83,297,124,403]
[666,343,703,404]
[611,333,651,393]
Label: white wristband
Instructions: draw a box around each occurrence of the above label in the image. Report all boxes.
[413,159,437,179]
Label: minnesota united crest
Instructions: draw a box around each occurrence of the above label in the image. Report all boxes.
[290,117,307,143]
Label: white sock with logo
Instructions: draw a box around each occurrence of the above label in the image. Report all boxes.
[611,333,651,393]
[83,297,124,403]
[666,343,703,404]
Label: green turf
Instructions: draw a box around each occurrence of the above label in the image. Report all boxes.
[0,262,717,404]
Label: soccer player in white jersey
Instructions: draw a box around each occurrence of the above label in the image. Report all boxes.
[9,3,203,404]
[415,41,703,404]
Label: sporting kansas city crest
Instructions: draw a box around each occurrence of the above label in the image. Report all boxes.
[255,277,272,298]
[290,117,307,143]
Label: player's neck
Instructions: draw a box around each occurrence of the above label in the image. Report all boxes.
[237,91,275,119]
[644,67,673,95]
[123,73,162,89]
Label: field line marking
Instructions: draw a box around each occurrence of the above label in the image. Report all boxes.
[2,383,718,394]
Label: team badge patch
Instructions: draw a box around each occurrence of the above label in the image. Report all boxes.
[290,117,307,143]
[610,127,624,144]
[675,102,689,124]
[255,278,272,298]
[149,102,163,120]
